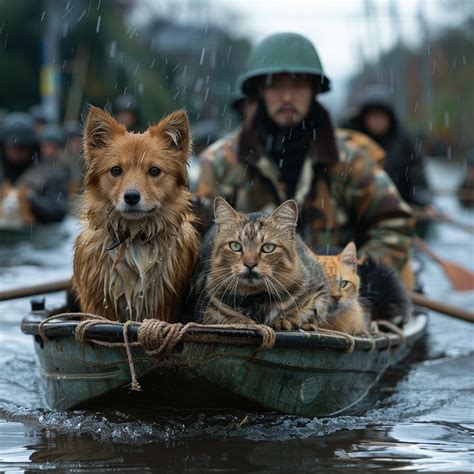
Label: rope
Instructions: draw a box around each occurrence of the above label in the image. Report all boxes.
[138,320,276,355]
[376,320,406,342]
[38,312,105,343]
[309,327,356,353]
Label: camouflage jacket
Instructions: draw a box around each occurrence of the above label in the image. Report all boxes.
[196,127,415,270]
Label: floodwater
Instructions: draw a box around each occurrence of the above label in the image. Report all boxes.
[0,160,473,472]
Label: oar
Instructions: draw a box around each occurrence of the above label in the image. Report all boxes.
[409,291,474,324]
[413,208,474,235]
[414,237,474,292]
[0,279,70,302]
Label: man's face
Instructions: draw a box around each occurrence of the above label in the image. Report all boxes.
[364,108,391,136]
[3,144,33,165]
[41,142,61,159]
[262,74,314,128]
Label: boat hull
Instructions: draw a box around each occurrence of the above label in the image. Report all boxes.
[25,312,427,415]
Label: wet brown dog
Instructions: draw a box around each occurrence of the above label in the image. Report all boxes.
[72,106,199,322]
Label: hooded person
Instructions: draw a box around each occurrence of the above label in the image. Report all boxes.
[0,113,69,225]
[343,85,433,209]
[195,32,415,279]
[113,94,141,132]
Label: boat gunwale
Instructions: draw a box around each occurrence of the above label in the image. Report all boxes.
[21,311,428,353]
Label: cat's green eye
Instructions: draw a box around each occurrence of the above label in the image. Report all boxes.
[262,243,276,253]
[229,241,242,252]
[339,280,349,288]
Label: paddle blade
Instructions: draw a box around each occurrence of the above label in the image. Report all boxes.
[440,261,474,292]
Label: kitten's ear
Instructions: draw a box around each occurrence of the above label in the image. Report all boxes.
[84,106,126,155]
[271,199,298,231]
[149,111,190,156]
[341,242,357,268]
[214,197,240,223]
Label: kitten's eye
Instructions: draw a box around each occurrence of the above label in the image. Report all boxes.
[110,166,122,177]
[262,243,276,253]
[229,241,242,252]
[339,280,349,288]
[149,166,161,177]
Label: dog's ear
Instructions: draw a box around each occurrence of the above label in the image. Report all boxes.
[84,106,126,153]
[149,111,190,155]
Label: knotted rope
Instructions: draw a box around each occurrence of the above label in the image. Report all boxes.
[138,320,276,355]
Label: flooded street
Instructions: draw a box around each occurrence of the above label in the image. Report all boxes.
[0,160,472,473]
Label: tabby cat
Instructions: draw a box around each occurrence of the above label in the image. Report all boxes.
[316,243,368,335]
[193,198,329,330]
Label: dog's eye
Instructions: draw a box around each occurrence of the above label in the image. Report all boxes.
[261,243,276,253]
[149,167,161,177]
[229,241,242,252]
[110,166,122,177]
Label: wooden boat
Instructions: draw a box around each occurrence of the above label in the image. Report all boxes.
[21,299,427,416]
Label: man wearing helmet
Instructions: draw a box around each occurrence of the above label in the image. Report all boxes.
[0,113,69,225]
[196,33,415,275]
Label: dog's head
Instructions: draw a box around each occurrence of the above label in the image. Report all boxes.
[83,106,191,227]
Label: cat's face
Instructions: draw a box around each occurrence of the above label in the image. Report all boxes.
[318,242,360,316]
[211,198,298,295]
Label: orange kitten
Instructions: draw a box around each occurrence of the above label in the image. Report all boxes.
[316,242,367,335]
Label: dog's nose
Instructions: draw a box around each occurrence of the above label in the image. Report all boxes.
[124,190,141,206]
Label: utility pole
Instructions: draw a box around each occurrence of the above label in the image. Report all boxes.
[389,0,407,120]
[41,0,61,122]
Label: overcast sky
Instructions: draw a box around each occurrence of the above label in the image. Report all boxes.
[145,0,471,79]
[141,0,471,112]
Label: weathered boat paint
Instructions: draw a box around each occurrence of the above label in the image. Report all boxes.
[21,309,427,416]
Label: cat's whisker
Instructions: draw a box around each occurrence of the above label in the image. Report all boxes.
[267,274,300,313]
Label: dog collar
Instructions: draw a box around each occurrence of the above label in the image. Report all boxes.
[106,230,130,251]
[106,230,150,251]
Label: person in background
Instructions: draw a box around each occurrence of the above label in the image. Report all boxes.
[29,104,53,136]
[113,94,140,132]
[64,121,84,194]
[0,113,69,225]
[196,33,415,282]
[343,85,433,214]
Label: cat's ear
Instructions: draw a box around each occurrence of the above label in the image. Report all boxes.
[214,197,240,224]
[271,200,298,232]
[340,242,357,268]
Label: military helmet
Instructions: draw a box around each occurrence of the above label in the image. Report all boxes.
[241,32,330,95]
[113,94,138,114]
[39,124,65,146]
[2,112,37,146]
[29,104,53,124]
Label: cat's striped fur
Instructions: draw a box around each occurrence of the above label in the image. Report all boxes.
[193,198,329,330]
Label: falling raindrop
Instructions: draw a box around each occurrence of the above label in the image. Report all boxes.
[444,111,450,128]
[109,41,116,58]
[199,48,206,66]
[96,16,101,33]
[77,9,86,23]
[40,11,46,22]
